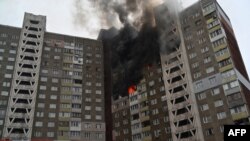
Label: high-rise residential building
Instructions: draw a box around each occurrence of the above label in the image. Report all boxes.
[0,13,106,141]
[159,0,250,141]
[112,64,172,141]
[110,0,250,141]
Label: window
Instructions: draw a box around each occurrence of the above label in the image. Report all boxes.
[44,47,51,51]
[210,28,222,38]
[34,131,42,137]
[230,105,246,114]
[35,121,43,127]
[223,81,239,91]
[149,80,155,86]
[203,116,212,123]
[197,93,206,100]
[221,69,235,78]
[85,89,92,94]
[0,110,5,117]
[42,69,48,74]
[96,115,102,120]
[153,119,160,125]
[192,62,199,69]
[152,109,159,115]
[154,129,161,137]
[204,57,211,64]
[47,132,54,137]
[218,58,232,68]
[96,90,102,94]
[215,48,228,57]
[200,104,209,111]
[198,37,206,44]
[194,72,201,79]
[49,104,56,109]
[2,82,10,87]
[96,83,102,87]
[51,86,58,91]
[38,94,45,99]
[195,81,203,89]
[48,122,55,127]
[197,29,204,35]
[209,77,216,84]
[212,38,225,48]
[0,120,3,125]
[189,53,197,59]
[95,107,102,111]
[86,82,92,86]
[96,98,102,102]
[9,50,16,54]
[149,89,156,95]
[38,103,45,108]
[220,125,224,132]
[54,56,60,60]
[206,67,214,74]
[1,91,8,96]
[40,86,46,90]
[36,112,44,117]
[201,46,209,53]
[50,95,57,100]
[48,113,56,118]
[151,99,157,105]
[85,115,91,119]
[205,128,214,136]
[187,44,194,50]
[214,100,223,107]
[4,74,12,78]
[217,112,227,119]
[6,65,13,70]
[85,106,91,110]
[40,77,47,82]
[212,88,220,96]
[8,57,15,61]
[0,49,4,52]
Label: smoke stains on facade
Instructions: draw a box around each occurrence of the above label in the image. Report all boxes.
[112,64,171,141]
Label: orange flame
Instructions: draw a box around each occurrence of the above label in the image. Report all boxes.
[128,85,136,95]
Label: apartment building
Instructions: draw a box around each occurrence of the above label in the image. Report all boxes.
[0,13,106,141]
[158,0,250,141]
[112,64,172,141]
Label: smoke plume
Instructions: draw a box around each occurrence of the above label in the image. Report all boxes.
[73,0,181,98]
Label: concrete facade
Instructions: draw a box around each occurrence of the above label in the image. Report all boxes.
[0,13,106,141]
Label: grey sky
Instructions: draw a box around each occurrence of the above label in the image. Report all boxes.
[0,0,249,76]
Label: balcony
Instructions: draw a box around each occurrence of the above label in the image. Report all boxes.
[232,111,249,121]
[142,126,151,132]
[216,52,231,62]
[219,64,233,72]
[213,43,227,52]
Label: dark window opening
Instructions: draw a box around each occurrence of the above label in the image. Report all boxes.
[26,41,36,46]
[176,107,188,115]
[178,119,190,127]
[28,27,38,32]
[173,86,184,93]
[30,20,39,24]
[175,96,186,104]
[172,75,182,83]
[25,48,36,53]
[27,34,37,39]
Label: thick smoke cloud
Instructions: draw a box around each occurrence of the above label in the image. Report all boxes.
[74,0,181,97]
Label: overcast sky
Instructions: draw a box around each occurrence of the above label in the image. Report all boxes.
[0,0,249,76]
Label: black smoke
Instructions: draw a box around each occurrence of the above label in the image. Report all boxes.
[96,1,181,98]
